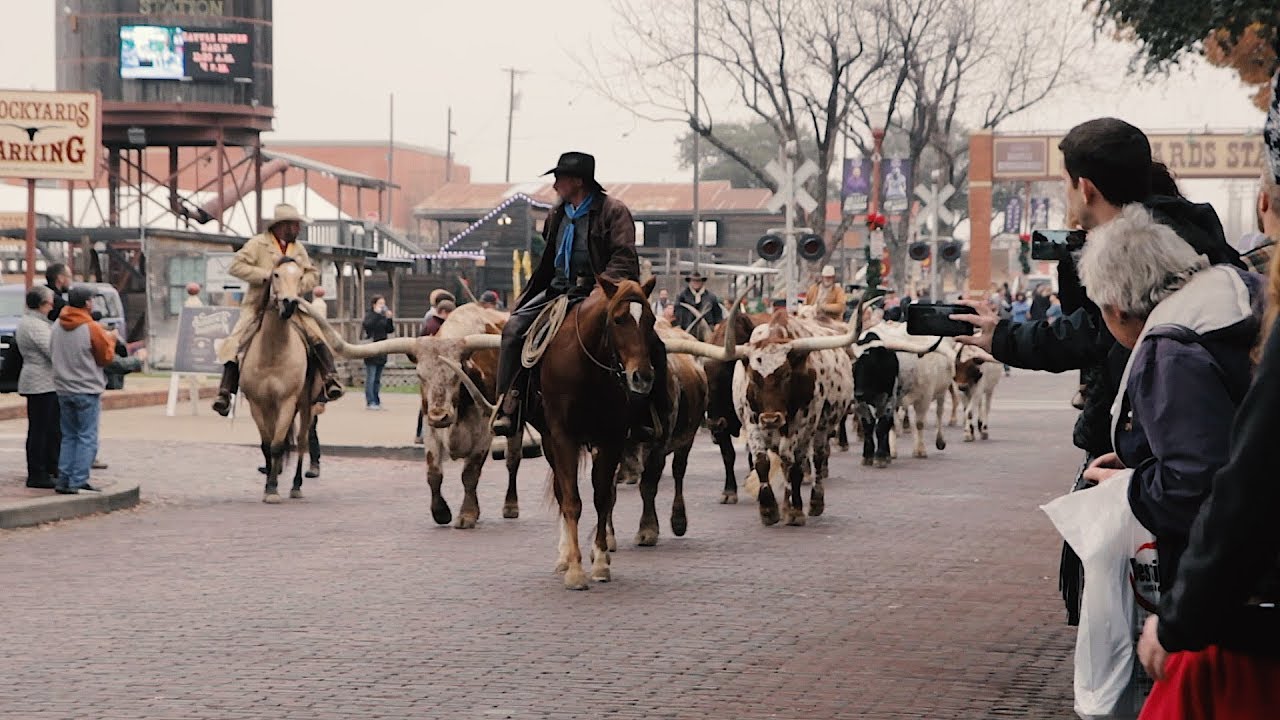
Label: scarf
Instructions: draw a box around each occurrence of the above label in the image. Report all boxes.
[554,194,595,278]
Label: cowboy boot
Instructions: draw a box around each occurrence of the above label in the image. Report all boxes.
[490,387,521,437]
[212,362,240,417]
[311,343,345,402]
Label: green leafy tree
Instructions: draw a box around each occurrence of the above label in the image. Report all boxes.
[1092,0,1278,107]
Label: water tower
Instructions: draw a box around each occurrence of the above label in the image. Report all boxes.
[56,0,273,229]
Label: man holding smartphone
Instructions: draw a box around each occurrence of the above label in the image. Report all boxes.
[951,117,1243,624]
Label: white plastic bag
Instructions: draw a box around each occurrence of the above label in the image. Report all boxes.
[1041,471,1157,720]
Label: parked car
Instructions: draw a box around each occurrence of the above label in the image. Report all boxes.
[0,283,125,394]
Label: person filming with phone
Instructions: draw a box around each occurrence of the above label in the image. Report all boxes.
[944,118,1244,625]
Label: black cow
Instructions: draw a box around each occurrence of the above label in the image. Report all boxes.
[705,312,757,504]
[852,332,900,468]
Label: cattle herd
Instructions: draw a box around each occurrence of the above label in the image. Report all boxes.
[315,293,1004,590]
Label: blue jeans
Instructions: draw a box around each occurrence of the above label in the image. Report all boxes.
[57,393,101,490]
[364,363,385,407]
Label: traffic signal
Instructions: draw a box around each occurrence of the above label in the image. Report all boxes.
[756,234,785,261]
[908,242,931,262]
[940,241,962,262]
[797,233,826,261]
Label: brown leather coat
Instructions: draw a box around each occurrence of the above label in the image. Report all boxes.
[517,193,638,309]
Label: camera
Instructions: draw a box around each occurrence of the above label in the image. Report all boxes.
[1030,229,1087,261]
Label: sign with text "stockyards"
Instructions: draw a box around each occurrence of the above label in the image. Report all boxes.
[0,90,100,181]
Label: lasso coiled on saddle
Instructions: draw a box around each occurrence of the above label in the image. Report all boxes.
[521,295,571,369]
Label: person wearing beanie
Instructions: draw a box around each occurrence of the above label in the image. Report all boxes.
[50,286,115,494]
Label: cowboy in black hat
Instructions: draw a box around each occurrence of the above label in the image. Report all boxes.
[491,151,664,439]
[673,270,723,339]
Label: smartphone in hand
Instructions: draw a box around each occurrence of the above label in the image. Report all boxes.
[906,303,977,337]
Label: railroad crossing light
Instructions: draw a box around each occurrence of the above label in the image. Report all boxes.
[797,233,826,261]
[940,241,963,263]
[756,234,785,261]
[908,242,931,262]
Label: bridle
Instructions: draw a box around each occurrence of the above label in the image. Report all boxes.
[574,301,626,381]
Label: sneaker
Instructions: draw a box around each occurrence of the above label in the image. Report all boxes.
[54,486,78,495]
[92,458,108,470]
[78,484,102,493]
[26,478,56,489]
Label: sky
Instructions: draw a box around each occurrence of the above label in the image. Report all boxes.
[0,0,1271,235]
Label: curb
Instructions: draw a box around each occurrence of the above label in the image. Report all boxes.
[0,482,141,530]
[0,387,219,422]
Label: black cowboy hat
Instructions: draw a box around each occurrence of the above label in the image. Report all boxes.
[684,271,708,283]
[543,151,605,192]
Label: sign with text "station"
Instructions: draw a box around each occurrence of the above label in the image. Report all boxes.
[0,90,101,181]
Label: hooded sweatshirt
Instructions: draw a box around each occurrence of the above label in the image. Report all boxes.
[51,305,116,395]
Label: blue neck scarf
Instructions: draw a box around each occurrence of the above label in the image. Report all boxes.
[554,194,595,278]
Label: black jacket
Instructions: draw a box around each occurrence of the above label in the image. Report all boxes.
[990,197,1242,455]
[361,310,395,366]
[1157,313,1280,657]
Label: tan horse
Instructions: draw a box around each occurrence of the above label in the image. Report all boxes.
[239,257,316,503]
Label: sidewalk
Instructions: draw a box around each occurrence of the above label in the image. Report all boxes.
[0,375,218,421]
[0,387,423,529]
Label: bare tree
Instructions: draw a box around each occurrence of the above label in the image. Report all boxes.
[585,0,891,232]
[586,0,1085,289]
[842,0,1087,289]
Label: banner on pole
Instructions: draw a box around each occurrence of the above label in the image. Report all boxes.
[1003,197,1024,235]
[842,158,872,214]
[881,158,912,214]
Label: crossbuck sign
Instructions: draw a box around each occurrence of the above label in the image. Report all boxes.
[763,154,819,309]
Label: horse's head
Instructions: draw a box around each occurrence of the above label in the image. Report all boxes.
[271,256,304,319]
[598,275,658,396]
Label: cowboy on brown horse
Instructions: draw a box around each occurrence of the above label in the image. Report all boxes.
[211,204,344,415]
[490,151,666,440]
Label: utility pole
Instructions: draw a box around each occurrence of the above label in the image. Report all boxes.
[503,67,522,183]
[445,106,455,182]
[691,0,701,275]
[386,92,394,225]
[868,128,886,294]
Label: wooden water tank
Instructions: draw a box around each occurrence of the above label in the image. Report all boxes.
[56,0,273,145]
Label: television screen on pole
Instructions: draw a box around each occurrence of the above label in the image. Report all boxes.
[120,25,253,82]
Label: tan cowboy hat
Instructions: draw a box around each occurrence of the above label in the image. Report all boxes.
[267,203,310,228]
[821,265,836,277]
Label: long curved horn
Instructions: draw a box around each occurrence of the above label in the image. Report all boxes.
[461,334,502,352]
[878,335,947,354]
[296,302,418,358]
[662,337,748,361]
[439,356,496,415]
[339,337,419,359]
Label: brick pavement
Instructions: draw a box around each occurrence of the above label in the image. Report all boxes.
[0,371,1084,719]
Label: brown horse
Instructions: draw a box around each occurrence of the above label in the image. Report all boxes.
[516,276,662,589]
[240,257,315,503]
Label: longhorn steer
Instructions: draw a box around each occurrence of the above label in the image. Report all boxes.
[851,331,900,468]
[703,312,757,504]
[616,320,709,545]
[319,304,520,528]
[869,322,955,459]
[731,311,853,525]
[953,345,1001,442]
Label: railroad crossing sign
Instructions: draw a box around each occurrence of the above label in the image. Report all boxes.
[764,158,819,214]
[915,183,956,227]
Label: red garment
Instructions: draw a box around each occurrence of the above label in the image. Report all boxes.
[1139,645,1280,719]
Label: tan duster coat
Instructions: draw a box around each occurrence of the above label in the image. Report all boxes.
[217,230,324,363]
[804,282,847,318]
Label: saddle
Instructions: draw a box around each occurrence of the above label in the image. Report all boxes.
[511,293,587,427]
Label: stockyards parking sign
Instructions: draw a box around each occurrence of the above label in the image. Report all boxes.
[0,90,101,181]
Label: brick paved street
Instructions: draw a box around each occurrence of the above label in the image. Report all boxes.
[1,372,1082,719]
